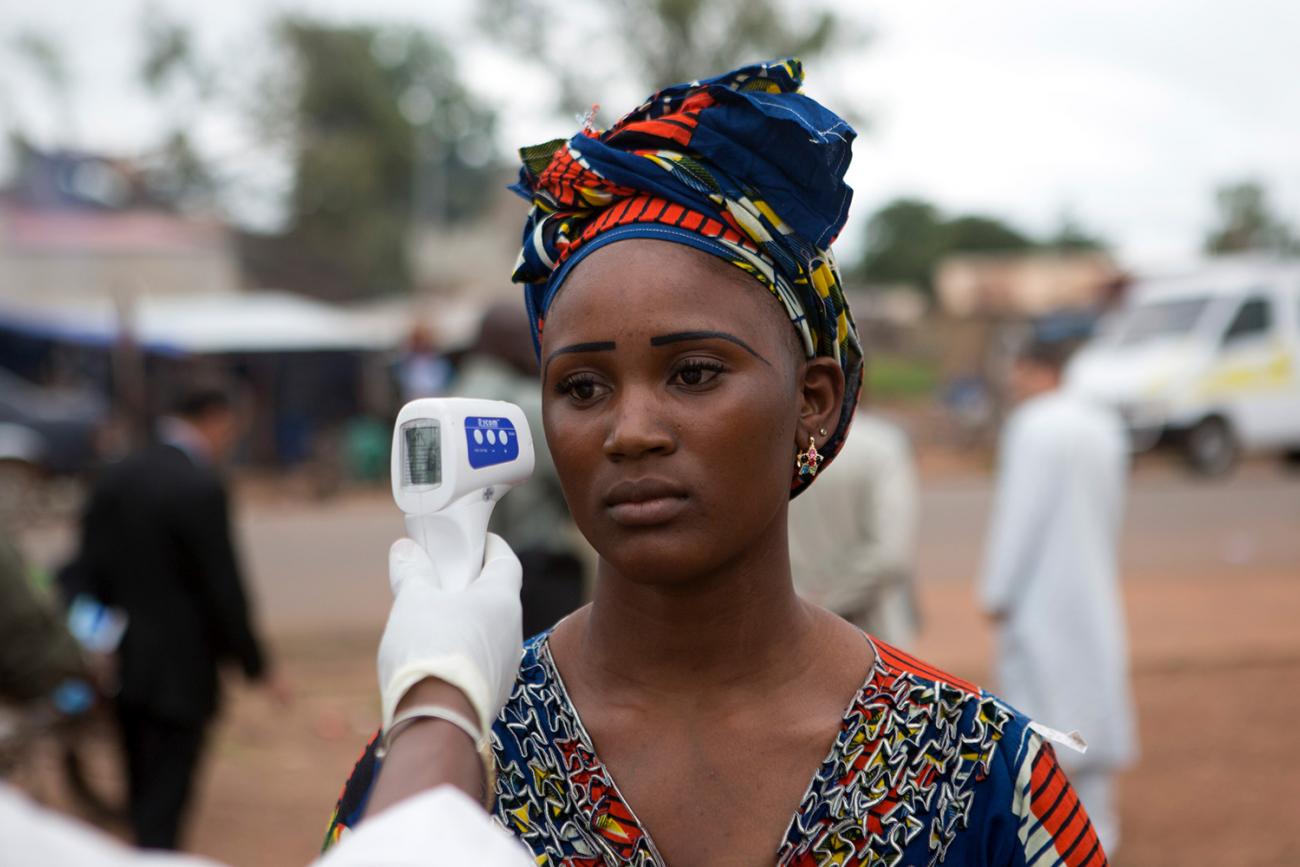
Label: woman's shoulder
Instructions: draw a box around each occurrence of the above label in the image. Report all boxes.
[864,636,1045,773]
[849,637,1105,866]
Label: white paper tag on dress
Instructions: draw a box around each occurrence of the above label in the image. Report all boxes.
[1028,721,1089,755]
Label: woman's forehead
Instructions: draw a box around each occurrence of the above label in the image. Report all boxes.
[541,239,791,347]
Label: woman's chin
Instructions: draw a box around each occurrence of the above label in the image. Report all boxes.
[594,536,749,591]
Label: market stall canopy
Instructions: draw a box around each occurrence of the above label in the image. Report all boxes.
[0,291,412,354]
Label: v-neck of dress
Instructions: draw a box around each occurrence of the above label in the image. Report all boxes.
[535,631,885,866]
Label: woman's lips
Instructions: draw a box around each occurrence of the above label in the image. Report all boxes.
[607,496,689,526]
[603,478,690,527]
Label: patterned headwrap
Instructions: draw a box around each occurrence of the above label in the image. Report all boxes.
[510,59,863,497]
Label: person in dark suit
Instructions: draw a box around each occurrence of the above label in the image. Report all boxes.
[73,383,285,850]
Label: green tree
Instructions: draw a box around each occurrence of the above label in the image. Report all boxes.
[260,19,499,299]
[606,0,839,91]
[1044,213,1106,251]
[7,31,73,140]
[939,215,1033,253]
[856,198,1099,295]
[856,198,946,292]
[479,0,858,114]
[1204,180,1295,255]
[136,6,218,209]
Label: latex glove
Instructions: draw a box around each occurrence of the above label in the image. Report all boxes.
[378,533,523,736]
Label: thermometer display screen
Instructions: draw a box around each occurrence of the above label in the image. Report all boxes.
[401,420,441,487]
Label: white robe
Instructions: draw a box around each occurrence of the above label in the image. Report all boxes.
[979,390,1137,771]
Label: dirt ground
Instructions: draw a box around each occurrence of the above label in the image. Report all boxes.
[10,456,1300,866]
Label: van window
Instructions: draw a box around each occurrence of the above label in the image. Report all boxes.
[1222,297,1272,344]
[1115,297,1209,346]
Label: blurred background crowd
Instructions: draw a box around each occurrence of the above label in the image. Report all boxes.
[0,1,1297,865]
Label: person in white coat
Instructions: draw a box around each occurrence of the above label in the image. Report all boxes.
[979,336,1137,855]
[788,410,920,647]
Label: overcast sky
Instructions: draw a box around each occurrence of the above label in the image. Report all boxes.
[1,0,1297,268]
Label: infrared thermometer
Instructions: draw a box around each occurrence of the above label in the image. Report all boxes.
[391,398,535,591]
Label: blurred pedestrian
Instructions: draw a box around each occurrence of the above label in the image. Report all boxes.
[450,302,585,637]
[395,324,452,402]
[69,381,287,850]
[787,409,919,647]
[980,335,1137,853]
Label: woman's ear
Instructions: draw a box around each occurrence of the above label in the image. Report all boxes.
[797,358,845,446]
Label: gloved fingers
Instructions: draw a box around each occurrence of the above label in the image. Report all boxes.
[475,533,523,596]
[388,537,440,595]
[482,532,521,569]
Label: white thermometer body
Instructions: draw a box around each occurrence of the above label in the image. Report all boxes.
[391,398,535,591]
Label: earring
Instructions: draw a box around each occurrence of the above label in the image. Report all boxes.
[818,427,828,437]
[795,436,823,480]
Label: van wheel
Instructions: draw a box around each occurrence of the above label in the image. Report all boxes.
[1183,416,1239,476]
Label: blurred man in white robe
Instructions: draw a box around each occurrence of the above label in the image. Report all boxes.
[789,410,919,648]
[980,336,1137,854]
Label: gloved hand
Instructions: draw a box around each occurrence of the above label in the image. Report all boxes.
[378,533,523,737]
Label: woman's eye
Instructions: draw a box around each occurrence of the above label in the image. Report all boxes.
[673,359,725,388]
[554,374,605,402]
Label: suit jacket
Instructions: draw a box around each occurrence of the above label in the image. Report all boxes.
[77,443,265,723]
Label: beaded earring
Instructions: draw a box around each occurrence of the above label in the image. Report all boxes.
[795,436,823,480]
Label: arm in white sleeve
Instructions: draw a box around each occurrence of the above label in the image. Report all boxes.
[314,786,531,867]
[0,784,221,867]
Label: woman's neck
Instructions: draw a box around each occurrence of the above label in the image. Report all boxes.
[564,515,824,703]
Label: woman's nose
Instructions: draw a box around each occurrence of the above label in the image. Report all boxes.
[603,385,675,461]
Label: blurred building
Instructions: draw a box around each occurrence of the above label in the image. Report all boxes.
[406,176,523,299]
[0,147,409,472]
[0,147,240,303]
[935,251,1124,317]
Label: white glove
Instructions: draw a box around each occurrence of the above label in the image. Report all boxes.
[378,533,523,737]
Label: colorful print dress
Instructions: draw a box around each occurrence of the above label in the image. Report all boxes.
[325,633,1106,866]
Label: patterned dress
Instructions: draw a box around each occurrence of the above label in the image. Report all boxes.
[325,633,1106,866]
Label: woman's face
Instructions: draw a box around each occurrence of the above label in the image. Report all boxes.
[540,238,833,586]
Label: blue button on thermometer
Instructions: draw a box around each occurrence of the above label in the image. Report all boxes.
[465,416,519,469]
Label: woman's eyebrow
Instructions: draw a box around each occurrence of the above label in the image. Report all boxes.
[543,341,617,376]
[649,330,770,365]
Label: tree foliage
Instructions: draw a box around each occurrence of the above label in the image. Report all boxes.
[1204,180,1296,255]
[139,5,214,100]
[855,199,947,294]
[941,215,1033,253]
[607,0,839,91]
[479,0,855,113]
[1046,214,1107,252]
[261,19,499,298]
[856,197,1106,295]
[7,30,73,139]
[136,7,218,210]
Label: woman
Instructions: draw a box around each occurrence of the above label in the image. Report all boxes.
[326,60,1105,867]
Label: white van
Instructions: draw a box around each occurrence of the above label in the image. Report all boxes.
[1066,258,1300,474]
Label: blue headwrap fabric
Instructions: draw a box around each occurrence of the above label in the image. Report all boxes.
[510,59,863,496]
